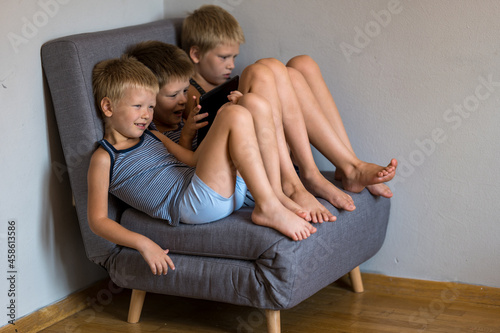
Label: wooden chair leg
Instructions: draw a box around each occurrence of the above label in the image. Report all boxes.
[265,309,281,333]
[349,266,364,293]
[127,289,146,323]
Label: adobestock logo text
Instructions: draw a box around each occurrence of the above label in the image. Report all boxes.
[7,0,71,53]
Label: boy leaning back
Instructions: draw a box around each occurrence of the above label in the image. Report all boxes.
[87,56,317,275]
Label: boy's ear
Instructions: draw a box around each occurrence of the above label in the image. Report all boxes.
[101,97,113,118]
[189,46,202,64]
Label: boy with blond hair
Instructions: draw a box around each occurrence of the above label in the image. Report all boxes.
[182,4,245,95]
[87,56,318,275]
[182,5,397,211]
[128,40,336,222]
[126,41,202,150]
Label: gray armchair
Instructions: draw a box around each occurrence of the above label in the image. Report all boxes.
[41,18,391,332]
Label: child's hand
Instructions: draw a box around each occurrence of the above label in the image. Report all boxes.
[217,91,243,113]
[139,239,175,275]
[180,96,208,148]
[227,90,243,104]
[184,96,208,132]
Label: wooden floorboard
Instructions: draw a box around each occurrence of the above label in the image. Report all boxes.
[26,274,500,332]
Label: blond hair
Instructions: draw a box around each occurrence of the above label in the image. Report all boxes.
[181,4,245,57]
[126,41,195,88]
[92,55,159,113]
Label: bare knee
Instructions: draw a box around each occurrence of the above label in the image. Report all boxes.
[256,57,284,68]
[237,93,272,118]
[218,104,253,126]
[286,66,303,83]
[287,54,314,68]
[240,63,276,91]
[255,57,288,76]
[286,55,319,77]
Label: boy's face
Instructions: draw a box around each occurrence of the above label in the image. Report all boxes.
[196,42,240,86]
[154,78,190,131]
[103,86,156,141]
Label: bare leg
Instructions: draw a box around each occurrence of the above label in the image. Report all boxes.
[236,93,308,220]
[240,63,338,222]
[287,55,353,150]
[194,104,316,240]
[286,55,394,197]
[255,58,359,209]
[285,66,397,190]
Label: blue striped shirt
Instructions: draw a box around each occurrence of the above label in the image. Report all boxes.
[99,130,195,225]
[164,120,198,150]
[148,120,198,150]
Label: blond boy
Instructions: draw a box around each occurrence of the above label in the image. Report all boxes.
[182,5,397,209]
[88,56,318,274]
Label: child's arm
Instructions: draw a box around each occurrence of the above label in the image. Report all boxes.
[87,148,175,275]
[151,130,198,167]
[179,97,208,150]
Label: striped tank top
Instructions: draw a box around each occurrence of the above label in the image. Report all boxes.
[164,120,198,150]
[99,130,195,226]
[148,121,198,150]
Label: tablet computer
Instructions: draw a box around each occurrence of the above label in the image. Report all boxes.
[197,75,240,144]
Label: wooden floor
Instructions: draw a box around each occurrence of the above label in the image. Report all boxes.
[39,274,500,333]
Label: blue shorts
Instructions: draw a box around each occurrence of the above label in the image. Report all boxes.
[179,174,247,224]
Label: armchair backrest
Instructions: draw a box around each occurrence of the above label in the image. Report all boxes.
[41,19,182,265]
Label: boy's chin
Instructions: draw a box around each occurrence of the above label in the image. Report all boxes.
[218,77,230,85]
[206,77,227,86]
[163,117,181,126]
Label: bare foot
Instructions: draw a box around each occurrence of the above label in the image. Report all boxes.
[336,166,394,198]
[276,191,311,221]
[342,159,397,193]
[366,183,393,198]
[252,201,317,241]
[288,187,336,223]
[300,170,356,212]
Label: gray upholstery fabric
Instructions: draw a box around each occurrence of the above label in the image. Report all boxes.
[41,18,391,312]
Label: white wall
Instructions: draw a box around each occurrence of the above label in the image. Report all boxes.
[164,0,500,288]
[0,0,163,327]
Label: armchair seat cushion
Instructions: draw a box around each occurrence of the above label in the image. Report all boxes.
[121,207,280,260]
[121,174,388,263]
